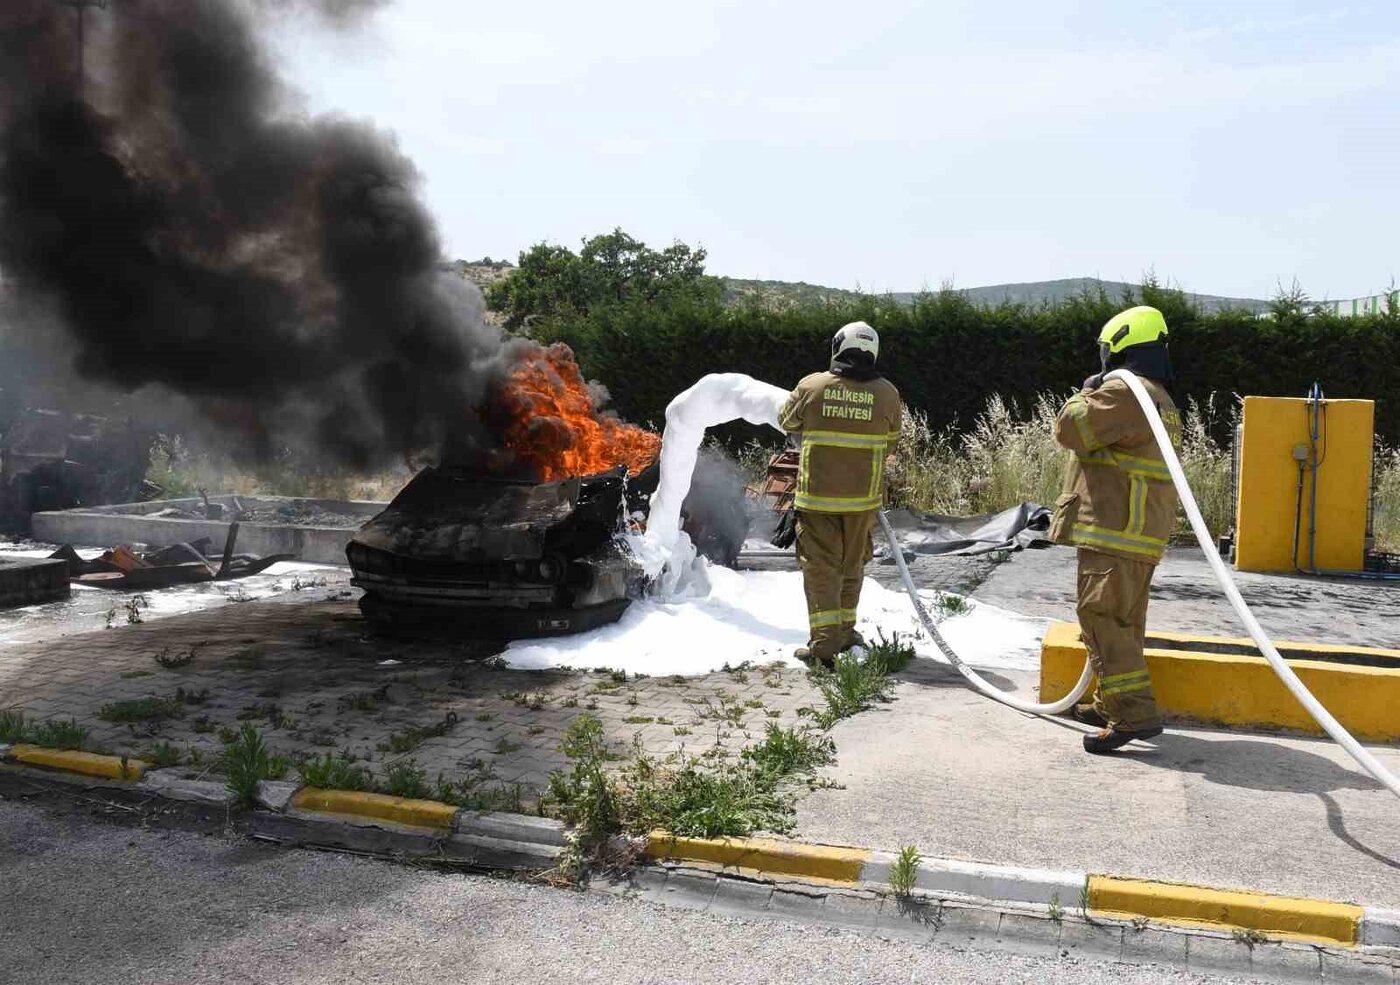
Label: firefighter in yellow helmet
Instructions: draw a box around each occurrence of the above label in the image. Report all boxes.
[1052,305,1183,753]
[779,322,902,668]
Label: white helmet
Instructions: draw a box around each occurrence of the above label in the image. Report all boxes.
[831,320,879,361]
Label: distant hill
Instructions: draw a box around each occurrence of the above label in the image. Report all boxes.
[452,260,1271,316]
[905,277,1270,314]
[724,275,1271,314]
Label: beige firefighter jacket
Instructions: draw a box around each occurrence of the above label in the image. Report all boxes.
[779,371,902,513]
[1051,376,1182,563]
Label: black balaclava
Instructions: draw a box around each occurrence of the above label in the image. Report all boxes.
[1104,341,1175,384]
[831,349,881,382]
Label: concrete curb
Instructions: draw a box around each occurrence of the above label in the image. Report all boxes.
[5,743,148,781]
[0,753,566,874]
[291,787,458,829]
[1089,875,1364,946]
[864,851,1082,907]
[643,829,1396,950]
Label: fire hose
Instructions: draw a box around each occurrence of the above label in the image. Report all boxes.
[879,368,1400,799]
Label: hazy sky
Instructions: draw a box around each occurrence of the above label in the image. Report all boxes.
[273,1,1399,299]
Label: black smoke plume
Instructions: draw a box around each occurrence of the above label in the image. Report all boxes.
[0,0,527,470]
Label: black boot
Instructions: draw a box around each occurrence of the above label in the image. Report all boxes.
[1071,704,1109,728]
[1083,725,1163,754]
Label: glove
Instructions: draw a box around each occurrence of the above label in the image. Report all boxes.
[1082,373,1105,391]
[770,507,798,549]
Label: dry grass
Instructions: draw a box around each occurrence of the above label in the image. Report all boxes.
[888,391,1240,540]
[147,435,410,502]
[1374,444,1400,552]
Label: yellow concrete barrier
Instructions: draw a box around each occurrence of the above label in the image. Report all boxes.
[1089,875,1362,945]
[644,832,869,884]
[1040,621,1400,741]
[292,787,458,830]
[6,744,147,781]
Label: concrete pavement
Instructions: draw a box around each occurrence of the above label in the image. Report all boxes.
[796,652,1400,910]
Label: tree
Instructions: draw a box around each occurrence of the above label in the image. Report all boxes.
[486,229,720,331]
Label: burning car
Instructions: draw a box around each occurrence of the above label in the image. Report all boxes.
[347,465,647,640]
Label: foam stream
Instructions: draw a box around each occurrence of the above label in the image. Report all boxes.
[636,373,789,597]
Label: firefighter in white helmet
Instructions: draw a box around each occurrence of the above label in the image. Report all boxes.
[778,322,902,667]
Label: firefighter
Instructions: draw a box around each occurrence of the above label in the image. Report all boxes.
[1051,305,1182,754]
[779,321,902,668]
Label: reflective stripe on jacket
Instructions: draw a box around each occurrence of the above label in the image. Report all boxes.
[778,371,902,513]
[1051,377,1182,563]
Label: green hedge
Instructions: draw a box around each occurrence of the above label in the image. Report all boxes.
[550,285,1400,443]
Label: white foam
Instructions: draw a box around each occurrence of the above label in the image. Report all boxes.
[642,373,788,597]
[505,567,1047,677]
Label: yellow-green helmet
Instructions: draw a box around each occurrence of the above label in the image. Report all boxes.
[1099,305,1168,354]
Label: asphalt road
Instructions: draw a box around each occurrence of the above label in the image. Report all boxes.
[0,798,1258,985]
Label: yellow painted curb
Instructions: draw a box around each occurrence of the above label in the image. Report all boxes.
[1040,621,1400,741]
[292,787,458,830]
[6,744,147,781]
[645,832,868,884]
[1089,875,1362,945]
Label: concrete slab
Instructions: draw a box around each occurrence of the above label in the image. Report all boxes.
[0,556,69,609]
[794,666,1400,910]
[32,494,385,566]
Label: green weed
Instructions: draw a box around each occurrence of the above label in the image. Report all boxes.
[222,724,285,807]
[741,723,835,780]
[99,697,183,724]
[544,714,621,848]
[298,752,370,790]
[143,740,182,768]
[888,845,921,897]
[865,629,916,673]
[545,713,836,846]
[0,708,27,743]
[27,718,91,750]
[383,760,430,799]
[1231,927,1267,948]
[933,592,970,618]
[808,651,893,727]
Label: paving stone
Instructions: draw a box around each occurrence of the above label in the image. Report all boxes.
[1247,942,1322,984]
[1120,927,1189,969]
[820,892,883,931]
[995,911,1062,957]
[1059,918,1124,961]
[1186,934,1254,977]
[710,877,774,916]
[658,869,718,910]
[626,865,669,900]
[937,903,1004,944]
[1320,950,1396,984]
[873,897,939,943]
[766,888,830,926]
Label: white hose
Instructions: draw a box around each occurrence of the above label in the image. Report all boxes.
[1104,369,1400,798]
[877,510,1095,715]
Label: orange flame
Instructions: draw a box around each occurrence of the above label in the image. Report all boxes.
[498,343,660,481]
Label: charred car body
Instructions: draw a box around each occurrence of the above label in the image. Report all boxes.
[346,455,749,640]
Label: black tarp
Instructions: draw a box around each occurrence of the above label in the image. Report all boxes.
[875,502,1052,557]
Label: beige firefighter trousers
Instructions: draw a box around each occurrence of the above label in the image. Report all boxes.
[1077,547,1164,731]
[796,510,877,661]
